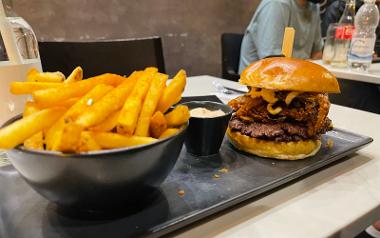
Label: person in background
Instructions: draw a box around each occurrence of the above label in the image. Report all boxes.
[238,0,325,73]
[320,0,339,15]
[356,220,380,238]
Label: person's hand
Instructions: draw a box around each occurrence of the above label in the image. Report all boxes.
[311,51,323,60]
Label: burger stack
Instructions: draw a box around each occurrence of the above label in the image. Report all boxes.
[227,57,340,160]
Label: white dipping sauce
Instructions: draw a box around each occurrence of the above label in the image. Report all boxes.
[190,107,225,118]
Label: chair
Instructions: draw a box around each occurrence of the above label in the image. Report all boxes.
[221,33,244,81]
[329,79,380,114]
[38,37,166,78]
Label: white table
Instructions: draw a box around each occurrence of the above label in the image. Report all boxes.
[314,60,380,85]
[175,75,380,238]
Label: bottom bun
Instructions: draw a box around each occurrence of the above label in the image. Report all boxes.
[227,128,321,160]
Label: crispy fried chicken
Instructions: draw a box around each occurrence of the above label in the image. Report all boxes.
[228,92,332,141]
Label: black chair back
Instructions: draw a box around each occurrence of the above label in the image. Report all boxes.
[38,37,165,78]
[221,33,244,81]
[329,79,380,114]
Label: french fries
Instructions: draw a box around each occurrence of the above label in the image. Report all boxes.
[32,73,125,107]
[10,82,62,95]
[77,132,101,152]
[52,122,83,152]
[159,128,180,139]
[135,73,168,136]
[24,132,44,150]
[23,97,79,114]
[27,68,65,83]
[157,70,186,113]
[22,102,45,150]
[117,69,156,135]
[89,110,120,132]
[149,111,168,138]
[27,68,39,80]
[0,107,66,149]
[75,71,140,128]
[55,97,80,108]
[92,132,157,149]
[1,67,188,153]
[165,105,190,127]
[65,66,83,84]
[45,84,113,150]
[23,101,41,117]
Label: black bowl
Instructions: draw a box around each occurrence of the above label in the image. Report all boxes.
[182,101,233,156]
[3,115,187,211]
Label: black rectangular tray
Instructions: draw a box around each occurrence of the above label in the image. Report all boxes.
[0,96,373,238]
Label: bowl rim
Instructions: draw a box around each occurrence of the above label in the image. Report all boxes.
[3,115,188,158]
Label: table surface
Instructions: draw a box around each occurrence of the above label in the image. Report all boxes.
[313,60,380,85]
[173,75,380,238]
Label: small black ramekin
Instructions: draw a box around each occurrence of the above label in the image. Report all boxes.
[181,101,233,156]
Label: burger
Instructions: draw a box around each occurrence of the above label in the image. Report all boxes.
[227,57,340,160]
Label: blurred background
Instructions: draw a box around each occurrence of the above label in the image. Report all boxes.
[12,0,260,76]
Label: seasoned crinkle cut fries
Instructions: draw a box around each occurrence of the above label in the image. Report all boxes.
[0,67,189,153]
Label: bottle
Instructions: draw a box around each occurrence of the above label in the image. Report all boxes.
[339,0,356,24]
[0,0,42,125]
[348,0,380,71]
[331,0,356,67]
[2,0,40,61]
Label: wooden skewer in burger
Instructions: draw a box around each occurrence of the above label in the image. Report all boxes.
[227,28,340,160]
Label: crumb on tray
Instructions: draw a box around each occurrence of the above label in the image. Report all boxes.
[326,138,334,149]
[218,167,229,174]
[178,190,185,197]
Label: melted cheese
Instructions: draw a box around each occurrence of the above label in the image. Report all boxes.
[249,88,278,104]
[285,91,300,105]
[248,88,301,115]
[267,104,282,115]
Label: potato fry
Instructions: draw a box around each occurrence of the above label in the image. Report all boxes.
[54,97,80,108]
[149,111,167,138]
[45,84,114,150]
[135,73,168,136]
[75,71,140,128]
[165,105,190,127]
[23,101,41,117]
[144,67,159,74]
[156,70,186,113]
[32,73,125,106]
[23,101,48,150]
[27,68,65,83]
[52,122,83,153]
[89,110,120,132]
[10,82,62,95]
[159,128,180,139]
[27,68,39,79]
[117,70,155,135]
[92,132,157,149]
[77,131,101,152]
[24,132,44,150]
[24,97,79,115]
[66,84,115,121]
[0,107,66,149]
[65,66,83,84]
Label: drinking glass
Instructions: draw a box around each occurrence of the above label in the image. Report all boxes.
[323,23,339,65]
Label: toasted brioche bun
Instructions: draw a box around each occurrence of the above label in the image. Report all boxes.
[240,57,340,93]
[227,128,321,160]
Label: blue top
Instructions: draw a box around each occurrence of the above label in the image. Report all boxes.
[238,0,324,73]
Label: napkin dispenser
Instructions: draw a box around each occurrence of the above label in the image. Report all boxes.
[0,1,41,125]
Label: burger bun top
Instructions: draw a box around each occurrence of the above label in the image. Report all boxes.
[240,57,340,93]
